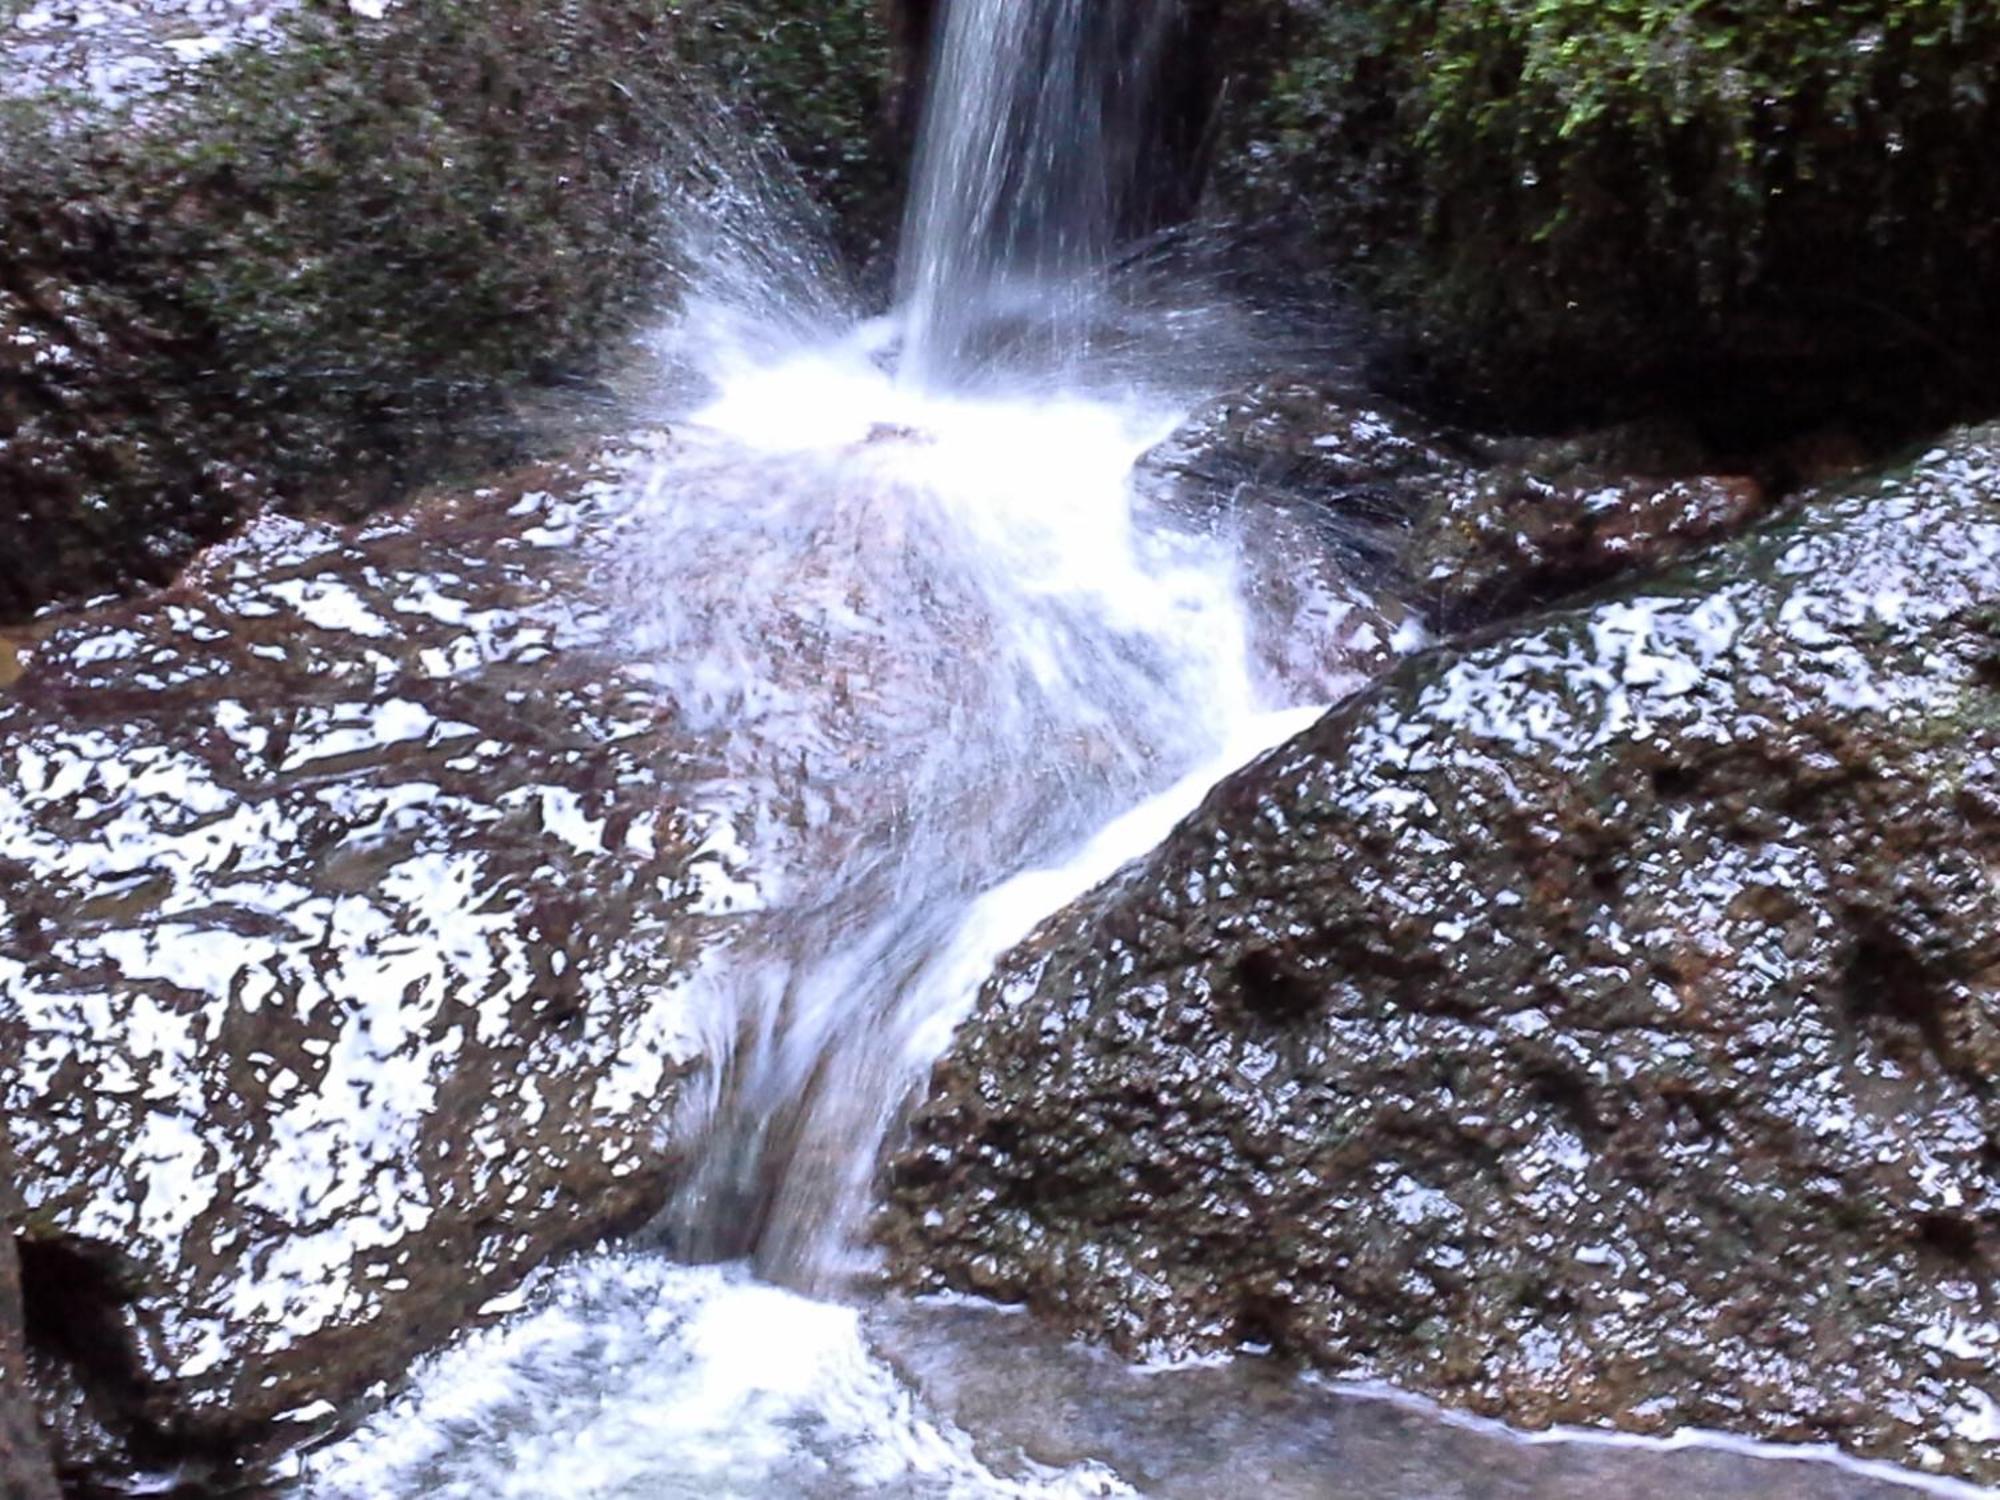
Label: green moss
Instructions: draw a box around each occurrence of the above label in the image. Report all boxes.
[0,0,696,618]
[1220,0,2000,428]
[0,0,903,621]
[180,1,728,436]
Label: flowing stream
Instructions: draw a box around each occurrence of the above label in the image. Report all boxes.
[594,0,1342,1298]
[295,4,1975,1497]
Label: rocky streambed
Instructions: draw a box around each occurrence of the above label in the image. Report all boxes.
[6,366,1995,1497]
[0,368,1416,1490]
[5,0,2000,1494]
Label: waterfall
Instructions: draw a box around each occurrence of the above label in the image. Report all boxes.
[639,333,1328,1291]
[897,0,1186,386]
[307,2,1384,1489]
[289,11,2000,1497]
[609,0,1315,1295]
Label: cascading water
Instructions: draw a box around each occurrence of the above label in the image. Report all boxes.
[634,0,1318,1293]
[641,378,1330,1288]
[299,0,1366,1481]
[297,7,1996,1497]
[897,0,1186,384]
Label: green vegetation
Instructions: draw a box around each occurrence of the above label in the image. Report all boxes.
[1220,0,2000,430]
[147,0,693,460]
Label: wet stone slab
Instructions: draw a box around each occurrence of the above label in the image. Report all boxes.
[888,426,2000,1486]
[872,1296,1965,1500]
[1139,378,1780,630]
[0,443,742,1486]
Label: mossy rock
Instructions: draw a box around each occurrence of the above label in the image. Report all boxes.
[0,0,901,624]
[1208,0,2000,437]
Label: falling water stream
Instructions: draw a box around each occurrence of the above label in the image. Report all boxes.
[898,0,1184,385]
[610,0,1300,1295]
[297,4,1975,1496]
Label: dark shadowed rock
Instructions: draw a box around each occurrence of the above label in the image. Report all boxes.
[0,443,743,1489]
[1,1154,57,1500]
[1137,378,1470,583]
[0,0,905,624]
[1199,0,2000,437]
[886,428,2000,1485]
[1406,467,1771,629]
[1139,379,1778,628]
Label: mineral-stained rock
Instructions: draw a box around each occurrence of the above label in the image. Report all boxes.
[0,444,742,1488]
[886,427,2000,1484]
[1,1154,57,1500]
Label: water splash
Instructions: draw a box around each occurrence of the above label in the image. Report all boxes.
[299,231,1390,1486]
[303,1257,1972,1500]
[609,315,1363,1285]
[300,1258,1136,1500]
[304,0,1401,1488]
[293,8,1984,1497]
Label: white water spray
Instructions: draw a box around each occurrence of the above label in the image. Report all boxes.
[305,21,1393,1475]
[300,7,1983,1496]
[628,287,1351,1287]
[580,0,1366,1289]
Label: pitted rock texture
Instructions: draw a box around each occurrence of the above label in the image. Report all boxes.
[887,428,2000,1484]
[1,1159,57,1500]
[0,447,735,1488]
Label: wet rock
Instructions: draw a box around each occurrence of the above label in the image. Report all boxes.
[0,0,905,623]
[1,0,292,116]
[1407,466,1771,629]
[1141,379,1774,629]
[1,1155,58,1500]
[1136,379,1433,702]
[1145,380,1463,488]
[1137,377,1472,582]
[886,427,2000,1484]
[0,446,738,1488]
[1200,0,2000,437]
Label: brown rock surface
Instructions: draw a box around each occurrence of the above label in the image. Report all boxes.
[0,444,732,1488]
[887,428,2000,1485]
[1,1153,57,1500]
